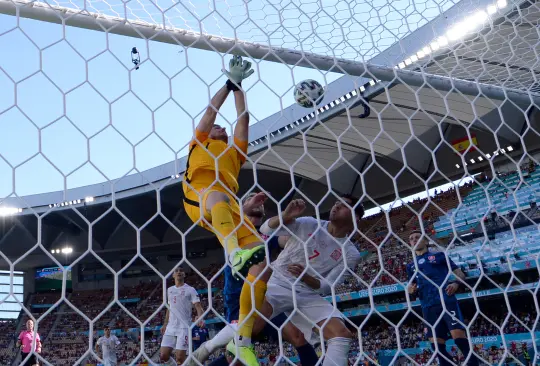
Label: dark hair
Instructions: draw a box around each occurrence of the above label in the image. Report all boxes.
[341,194,365,220]
[409,230,422,236]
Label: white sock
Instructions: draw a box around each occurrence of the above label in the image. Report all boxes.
[322,337,351,366]
[204,323,238,352]
[163,357,178,366]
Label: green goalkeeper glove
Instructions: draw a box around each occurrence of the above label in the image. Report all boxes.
[224,55,254,91]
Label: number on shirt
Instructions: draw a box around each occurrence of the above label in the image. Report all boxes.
[173,296,177,304]
[309,250,320,260]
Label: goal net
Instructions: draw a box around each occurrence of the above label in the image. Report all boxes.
[0,0,539,365]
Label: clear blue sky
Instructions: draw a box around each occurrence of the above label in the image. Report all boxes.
[0,0,455,198]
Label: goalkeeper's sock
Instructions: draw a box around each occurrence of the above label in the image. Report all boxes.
[204,323,237,352]
[322,337,350,366]
[238,273,267,346]
[296,343,319,366]
[210,201,239,255]
[455,338,479,366]
[431,342,453,366]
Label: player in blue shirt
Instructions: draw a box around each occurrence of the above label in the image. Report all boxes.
[406,230,478,366]
[189,192,318,366]
[192,324,209,351]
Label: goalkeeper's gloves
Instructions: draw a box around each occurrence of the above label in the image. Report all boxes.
[224,55,254,91]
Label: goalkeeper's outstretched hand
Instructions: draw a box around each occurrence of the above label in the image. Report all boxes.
[223,55,254,84]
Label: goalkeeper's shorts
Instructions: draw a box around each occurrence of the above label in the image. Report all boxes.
[182,172,261,248]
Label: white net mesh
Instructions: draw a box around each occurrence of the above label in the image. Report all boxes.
[0,0,539,365]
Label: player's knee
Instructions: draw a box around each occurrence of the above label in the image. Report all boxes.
[206,191,230,211]
[323,319,352,340]
[160,349,171,361]
[284,326,307,347]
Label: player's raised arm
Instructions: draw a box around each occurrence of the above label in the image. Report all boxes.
[224,56,254,144]
[195,85,230,137]
[260,199,307,235]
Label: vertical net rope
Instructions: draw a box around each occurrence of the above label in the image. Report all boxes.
[0,0,539,365]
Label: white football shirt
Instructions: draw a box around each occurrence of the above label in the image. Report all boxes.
[167,284,200,330]
[260,216,361,294]
[97,335,120,360]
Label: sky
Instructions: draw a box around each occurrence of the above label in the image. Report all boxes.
[0,0,457,198]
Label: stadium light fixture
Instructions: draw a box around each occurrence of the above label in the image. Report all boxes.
[497,0,507,8]
[85,196,95,203]
[0,207,22,216]
[487,4,497,14]
[61,248,73,254]
[470,159,476,163]
[507,146,513,151]
[486,153,492,158]
[455,164,460,168]
[501,148,506,153]
[437,37,448,47]
[478,156,484,161]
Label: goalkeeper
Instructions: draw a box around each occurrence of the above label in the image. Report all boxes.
[182,55,265,366]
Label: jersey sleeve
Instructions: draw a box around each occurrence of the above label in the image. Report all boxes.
[18,332,23,342]
[96,337,102,346]
[233,136,249,164]
[260,216,317,237]
[189,129,210,147]
[114,336,120,345]
[191,287,201,304]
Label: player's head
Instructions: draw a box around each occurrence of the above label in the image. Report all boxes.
[329,194,364,226]
[173,267,186,282]
[104,326,111,337]
[209,124,228,142]
[25,319,34,331]
[242,192,265,226]
[409,230,428,251]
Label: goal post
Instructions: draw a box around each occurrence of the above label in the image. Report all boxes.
[1,0,538,106]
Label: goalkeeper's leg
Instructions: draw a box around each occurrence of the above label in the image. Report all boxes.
[202,191,266,277]
[227,263,271,366]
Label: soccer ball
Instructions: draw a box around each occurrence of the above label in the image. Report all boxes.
[294,79,325,108]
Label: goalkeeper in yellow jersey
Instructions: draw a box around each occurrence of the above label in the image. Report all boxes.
[182,55,265,366]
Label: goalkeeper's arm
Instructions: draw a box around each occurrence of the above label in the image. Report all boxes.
[195,85,230,134]
[232,85,249,143]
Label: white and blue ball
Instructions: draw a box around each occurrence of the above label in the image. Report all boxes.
[294,79,325,108]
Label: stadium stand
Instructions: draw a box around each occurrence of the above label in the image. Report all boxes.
[4,166,540,365]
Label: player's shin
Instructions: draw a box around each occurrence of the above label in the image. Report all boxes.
[321,337,351,366]
[431,342,453,366]
[454,338,479,366]
[296,344,319,366]
[238,273,267,346]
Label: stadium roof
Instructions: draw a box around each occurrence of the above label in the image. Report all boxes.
[1,0,540,269]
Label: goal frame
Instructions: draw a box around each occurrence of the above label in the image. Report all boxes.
[0,0,538,106]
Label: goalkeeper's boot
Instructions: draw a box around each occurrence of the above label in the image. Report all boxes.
[230,245,266,280]
[226,339,259,366]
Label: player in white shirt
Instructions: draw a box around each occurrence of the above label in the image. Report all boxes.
[254,194,364,366]
[160,267,205,366]
[95,326,120,366]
